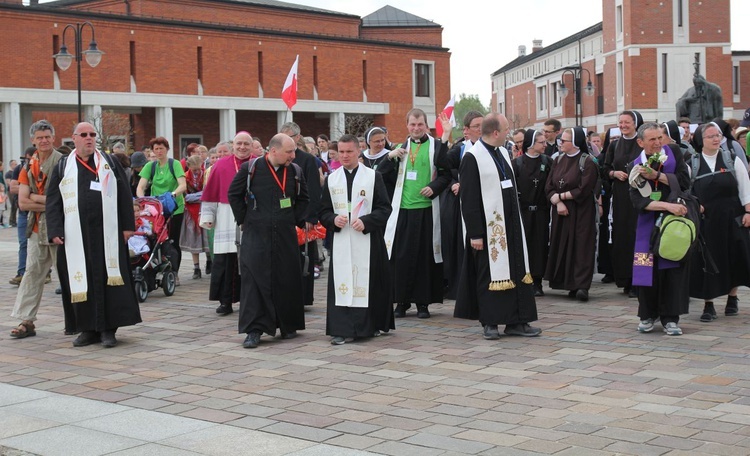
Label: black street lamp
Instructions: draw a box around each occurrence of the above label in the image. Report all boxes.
[52,22,104,123]
[558,66,594,126]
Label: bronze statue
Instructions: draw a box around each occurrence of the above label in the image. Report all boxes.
[675,56,723,123]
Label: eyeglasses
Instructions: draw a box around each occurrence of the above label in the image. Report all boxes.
[76,132,97,138]
[557,139,571,145]
[703,134,722,140]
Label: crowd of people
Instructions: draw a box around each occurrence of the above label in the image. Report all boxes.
[5,107,750,347]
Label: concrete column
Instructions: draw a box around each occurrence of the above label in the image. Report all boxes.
[1,102,23,163]
[277,110,292,132]
[155,107,174,158]
[84,105,103,149]
[219,109,236,142]
[330,112,345,140]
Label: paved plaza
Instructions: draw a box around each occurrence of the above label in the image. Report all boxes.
[1,225,750,455]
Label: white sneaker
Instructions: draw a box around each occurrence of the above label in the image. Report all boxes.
[638,318,655,333]
[664,322,682,336]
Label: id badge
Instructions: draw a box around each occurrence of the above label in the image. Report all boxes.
[280,197,292,208]
[649,191,662,201]
[406,171,418,181]
[501,179,513,189]
[90,181,102,192]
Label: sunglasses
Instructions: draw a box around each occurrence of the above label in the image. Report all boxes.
[77,132,97,138]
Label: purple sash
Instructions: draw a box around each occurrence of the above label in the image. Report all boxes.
[632,146,679,287]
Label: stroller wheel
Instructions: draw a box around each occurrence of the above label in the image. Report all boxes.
[163,270,176,296]
[135,280,148,303]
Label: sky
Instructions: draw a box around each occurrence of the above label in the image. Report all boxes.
[284,0,750,107]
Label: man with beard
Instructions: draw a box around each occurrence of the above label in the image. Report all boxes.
[228,134,309,349]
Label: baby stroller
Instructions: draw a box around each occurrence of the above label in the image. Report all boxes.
[131,196,178,302]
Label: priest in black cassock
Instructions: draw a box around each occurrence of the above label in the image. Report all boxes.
[545,127,600,302]
[227,134,309,349]
[602,110,644,297]
[319,135,394,345]
[46,122,141,348]
[437,110,483,299]
[455,113,541,339]
[511,129,553,297]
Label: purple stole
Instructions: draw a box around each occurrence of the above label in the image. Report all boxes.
[632,146,679,287]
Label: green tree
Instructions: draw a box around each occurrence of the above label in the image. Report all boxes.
[452,93,489,138]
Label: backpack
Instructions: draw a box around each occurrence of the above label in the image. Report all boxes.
[514,153,551,174]
[650,173,701,262]
[690,147,735,188]
[147,158,178,196]
[556,152,601,199]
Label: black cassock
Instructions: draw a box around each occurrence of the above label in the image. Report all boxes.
[511,154,552,281]
[293,148,321,306]
[438,140,468,299]
[602,137,641,288]
[455,146,537,326]
[46,154,141,333]
[544,153,599,291]
[228,159,309,336]
[319,166,395,338]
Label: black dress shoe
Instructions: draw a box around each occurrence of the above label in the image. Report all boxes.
[280,330,297,340]
[534,284,544,297]
[416,304,430,319]
[216,303,233,315]
[394,303,410,318]
[73,331,100,347]
[601,274,614,283]
[243,331,261,349]
[504,323,542,337]
[726,296,739,316]
[100,330,117,348]
[628,287,638,299]
[55,287,62,295]
[568,290,577,298]
[576,289,589,302]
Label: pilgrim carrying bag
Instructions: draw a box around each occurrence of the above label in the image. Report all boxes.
[650,174,700,262]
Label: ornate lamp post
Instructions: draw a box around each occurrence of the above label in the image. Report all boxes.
[559,66,594,126]
[52,22,104,123]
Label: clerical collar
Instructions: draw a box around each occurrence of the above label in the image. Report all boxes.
[410,135,429,144]
[479,139,499,153]
[345,165,358,173]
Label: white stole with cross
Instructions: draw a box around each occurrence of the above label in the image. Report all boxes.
[384,135,442,262]
[329,165,374,307]
[465,142,532,291]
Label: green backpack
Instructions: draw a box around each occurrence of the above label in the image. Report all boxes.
[650,174,701,262]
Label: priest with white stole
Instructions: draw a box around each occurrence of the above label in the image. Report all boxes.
[319,134,394,345]
[455,113,541,340]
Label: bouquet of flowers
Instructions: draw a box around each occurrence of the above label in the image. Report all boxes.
[647,150,668,168]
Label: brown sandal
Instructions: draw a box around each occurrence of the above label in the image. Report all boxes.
[10,321,36,339]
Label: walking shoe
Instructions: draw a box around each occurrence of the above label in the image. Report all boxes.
[100,330,117,348]
[331,336,346,345]
[664,322,683,336]
[205,260,212,275]
[44,273,51,284]
[9,274,22,286]
[394,303,410,318]
[483,325,500,340]
[192,268,201,280]
[637,318,655,333]
[726,296,739,316]
[576,289,589,302]
[533,283,545,297]
[216,303,233,316]
[504,323,542,337]
[601,274,614,283]
[700,302,717,322]
[243,331,261,348]
[55,287,62,295]
[174,274,181,287]
[73,331,101,347]
[280,330,297,340]
[416,304,430,319]
[628,287,638,299]
[567,290,577,298]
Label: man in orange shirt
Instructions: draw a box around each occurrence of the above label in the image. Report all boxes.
[9,120,64,339]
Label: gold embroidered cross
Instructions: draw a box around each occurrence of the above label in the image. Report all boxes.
[74,271,84,282]
[338,283,349,295]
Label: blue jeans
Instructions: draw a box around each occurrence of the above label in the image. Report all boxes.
[17,210,27,276]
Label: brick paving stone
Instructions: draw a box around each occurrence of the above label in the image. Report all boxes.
[179,407,244,423]
[325,434,383,450]
[403,432,493,454]
[262,421,341,442]
[452,429,527,447]
[604,441,671,455]
[366,440,444,456]
[117,396,174,410]
[227,415,277,430]
[514,438,571,454]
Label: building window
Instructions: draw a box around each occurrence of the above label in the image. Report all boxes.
[415,63,431,97]
[596,73,604,114]
[617,62,624,99]
[258,52,264,87]
[196,47,203,83]
[662,54,668,93]
[616,5,623,38]
[734,65,740,95]
[552,82,561,108]
[313,55,319,91]
[129,41,136,80]
[537,85,547,112]
[362,60,368,92]
[677,0,684,27]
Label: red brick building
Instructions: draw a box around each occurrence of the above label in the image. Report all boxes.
[491,0,746,133]
[0,0,450,160]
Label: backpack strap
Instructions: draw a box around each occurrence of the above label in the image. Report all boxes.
[245,158,259,210]
[691,148,736,187]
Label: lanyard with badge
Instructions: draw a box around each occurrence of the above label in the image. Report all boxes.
[76,152,102,191]
[406,141,421,181]
[489,148,513,189]
[266,156,291,208]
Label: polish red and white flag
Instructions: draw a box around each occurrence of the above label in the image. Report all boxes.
[281,55,299,110]
[435,95,455,138]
